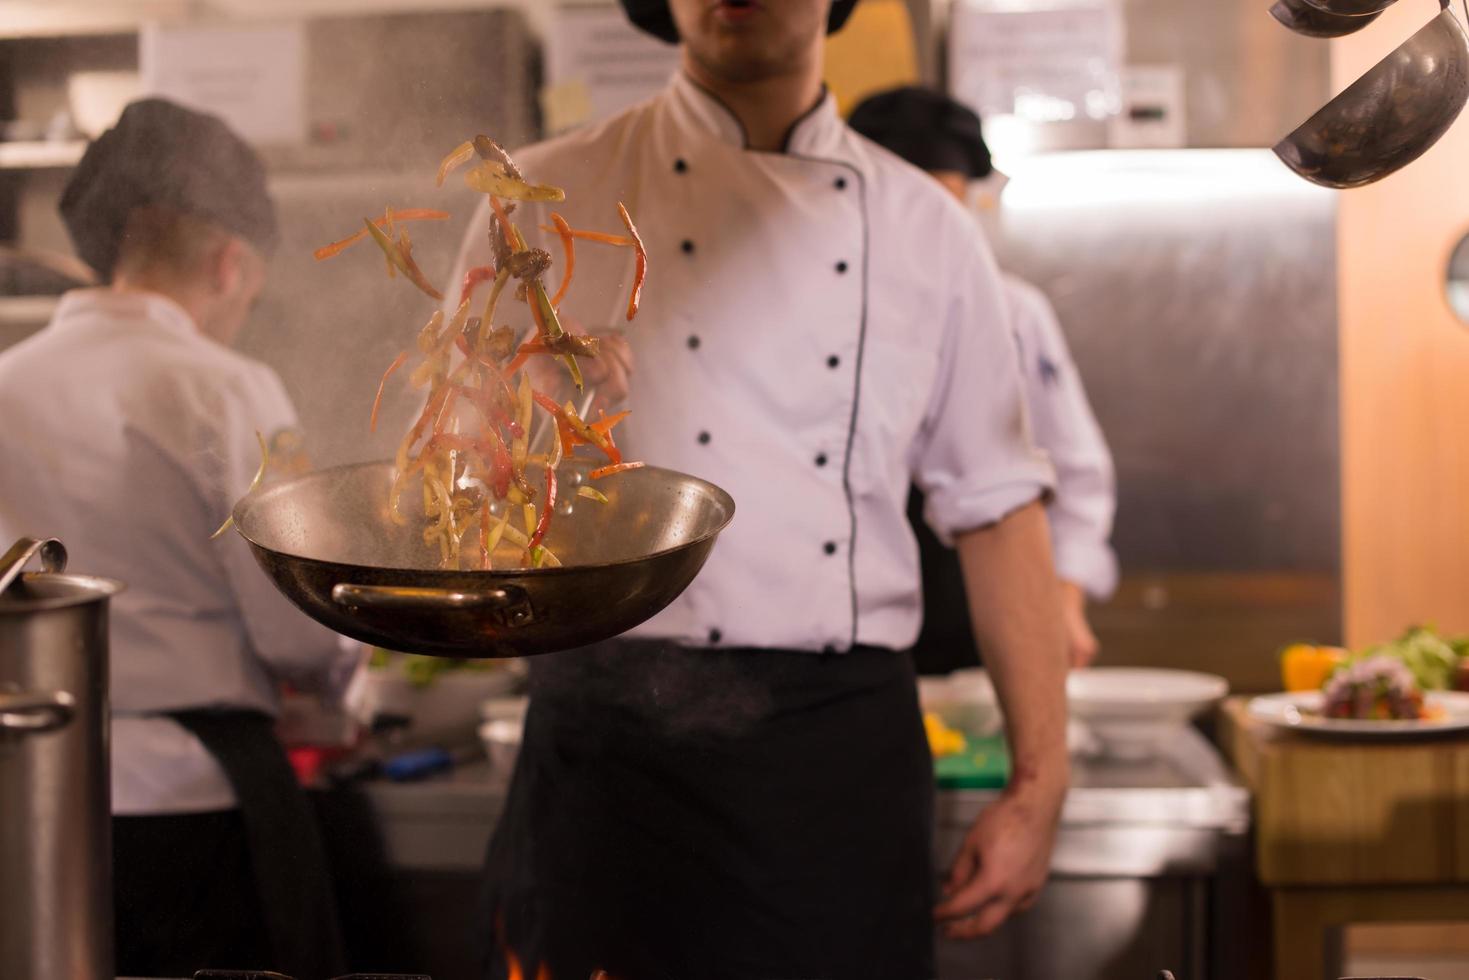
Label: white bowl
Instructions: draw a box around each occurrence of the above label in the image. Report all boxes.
[478,717,524,772]
[1066,668,1228,758]
[919,668,1003,737]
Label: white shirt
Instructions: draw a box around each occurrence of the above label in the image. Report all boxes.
[1003,274,1118,599]
[449,73,1053,653]
[0,289,356,814]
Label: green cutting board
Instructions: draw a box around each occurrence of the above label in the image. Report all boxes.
[933,734,1010,789]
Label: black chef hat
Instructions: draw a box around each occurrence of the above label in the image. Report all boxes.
[59,98,278,280]
[619,0,860,44]
[848,86,993,180]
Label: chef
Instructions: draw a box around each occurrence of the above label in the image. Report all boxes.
[0,99,355,979]
[848,86,1119,671]
[450,2,1069,977]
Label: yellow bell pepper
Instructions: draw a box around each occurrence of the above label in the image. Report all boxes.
[1280,644,1348,691]
[923,712,966,757]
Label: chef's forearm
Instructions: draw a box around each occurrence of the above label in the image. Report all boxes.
[955,500,1070,795]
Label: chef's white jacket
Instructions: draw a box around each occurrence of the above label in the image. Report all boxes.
[449,72,1055,653]
[0,289,356,815]
[1003,274,1118,600]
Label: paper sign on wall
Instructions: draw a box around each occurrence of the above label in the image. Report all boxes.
[1109,65,1187,149]
[542,5,680,135]
[140,22,306,146]
[949,0,1123,124]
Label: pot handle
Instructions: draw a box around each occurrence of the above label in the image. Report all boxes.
[330,583,536,628]
[0,538,68,596]
[0,690,76,735]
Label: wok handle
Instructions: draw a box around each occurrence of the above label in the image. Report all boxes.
[330,583,537,628]
[0,690,76,735]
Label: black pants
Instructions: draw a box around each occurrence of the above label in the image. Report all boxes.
[114,809,272,978]
[479,642,936,980]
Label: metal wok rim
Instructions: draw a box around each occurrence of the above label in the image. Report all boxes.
[230,459,737,578]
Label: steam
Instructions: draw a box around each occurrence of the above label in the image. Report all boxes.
[530,642,778,737]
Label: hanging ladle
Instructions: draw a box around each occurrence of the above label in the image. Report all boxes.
[1299,0,1401,14]
[1271,0,1385,37]
[1274,0,1469,188]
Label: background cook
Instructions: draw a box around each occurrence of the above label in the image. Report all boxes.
[0,98,358,980]
[849,85,1119,672]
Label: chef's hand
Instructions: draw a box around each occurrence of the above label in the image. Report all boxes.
[580,329,634,413]
[1061,580,1099,669]
[933,774,1065,939]
[534,313,634,413]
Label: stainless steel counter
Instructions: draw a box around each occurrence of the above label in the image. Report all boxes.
[339,725,1254,980]
[357,725,1248,874]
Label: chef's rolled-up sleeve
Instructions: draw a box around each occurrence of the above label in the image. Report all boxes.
[912,238,1055,546]
[1006,277,1119,600]
[206,364,362,691]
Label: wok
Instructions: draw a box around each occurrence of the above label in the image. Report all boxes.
[231,460,735,659]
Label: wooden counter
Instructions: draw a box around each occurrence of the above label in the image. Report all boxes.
[1219,696,1469,979]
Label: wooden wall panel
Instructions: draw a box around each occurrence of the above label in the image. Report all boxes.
[1337,5,1469,647]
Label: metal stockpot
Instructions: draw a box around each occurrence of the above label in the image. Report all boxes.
[0,538,122,980]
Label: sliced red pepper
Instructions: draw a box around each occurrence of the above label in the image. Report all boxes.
[489,195,524,253]
[314,209,450,261]
[549,212,575,308]
[370,350,410,433]
[483,426,513,499]
[590,409,630,435]
[430,386,461,437]
[528,463,556,549]
[590,461,645,480]
[617,202,647,321]
[459,264,498,307]
[406,383,455,451]
[537,224,635,247]
[530,391,620,464]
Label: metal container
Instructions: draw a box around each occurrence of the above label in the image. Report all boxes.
[0,538,121,980]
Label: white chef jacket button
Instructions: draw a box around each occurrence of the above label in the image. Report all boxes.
[823,541,838,556]
[674,158,689,173]
[834,176,847,190]
[698,430,712,445]
[709,627,723,644]
[814,452,828,467]
[681,239,695,255]
[826,355,840,369]
[835,260,849,274]
[687,335,701,350]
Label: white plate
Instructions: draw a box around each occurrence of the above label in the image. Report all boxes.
[1066,668,1229,724]
[1248,690,1469,737]
[1065,668,1228,760]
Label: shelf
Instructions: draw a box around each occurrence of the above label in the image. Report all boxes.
[0,0,550,39]
[0,141,87,169]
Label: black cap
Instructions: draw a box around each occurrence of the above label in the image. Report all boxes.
[848,86,992,180]
[619,0,860,44]
[59,98,279,280]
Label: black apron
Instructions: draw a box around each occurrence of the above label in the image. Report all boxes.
[170,709,346,980]
[478,641,936,980]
